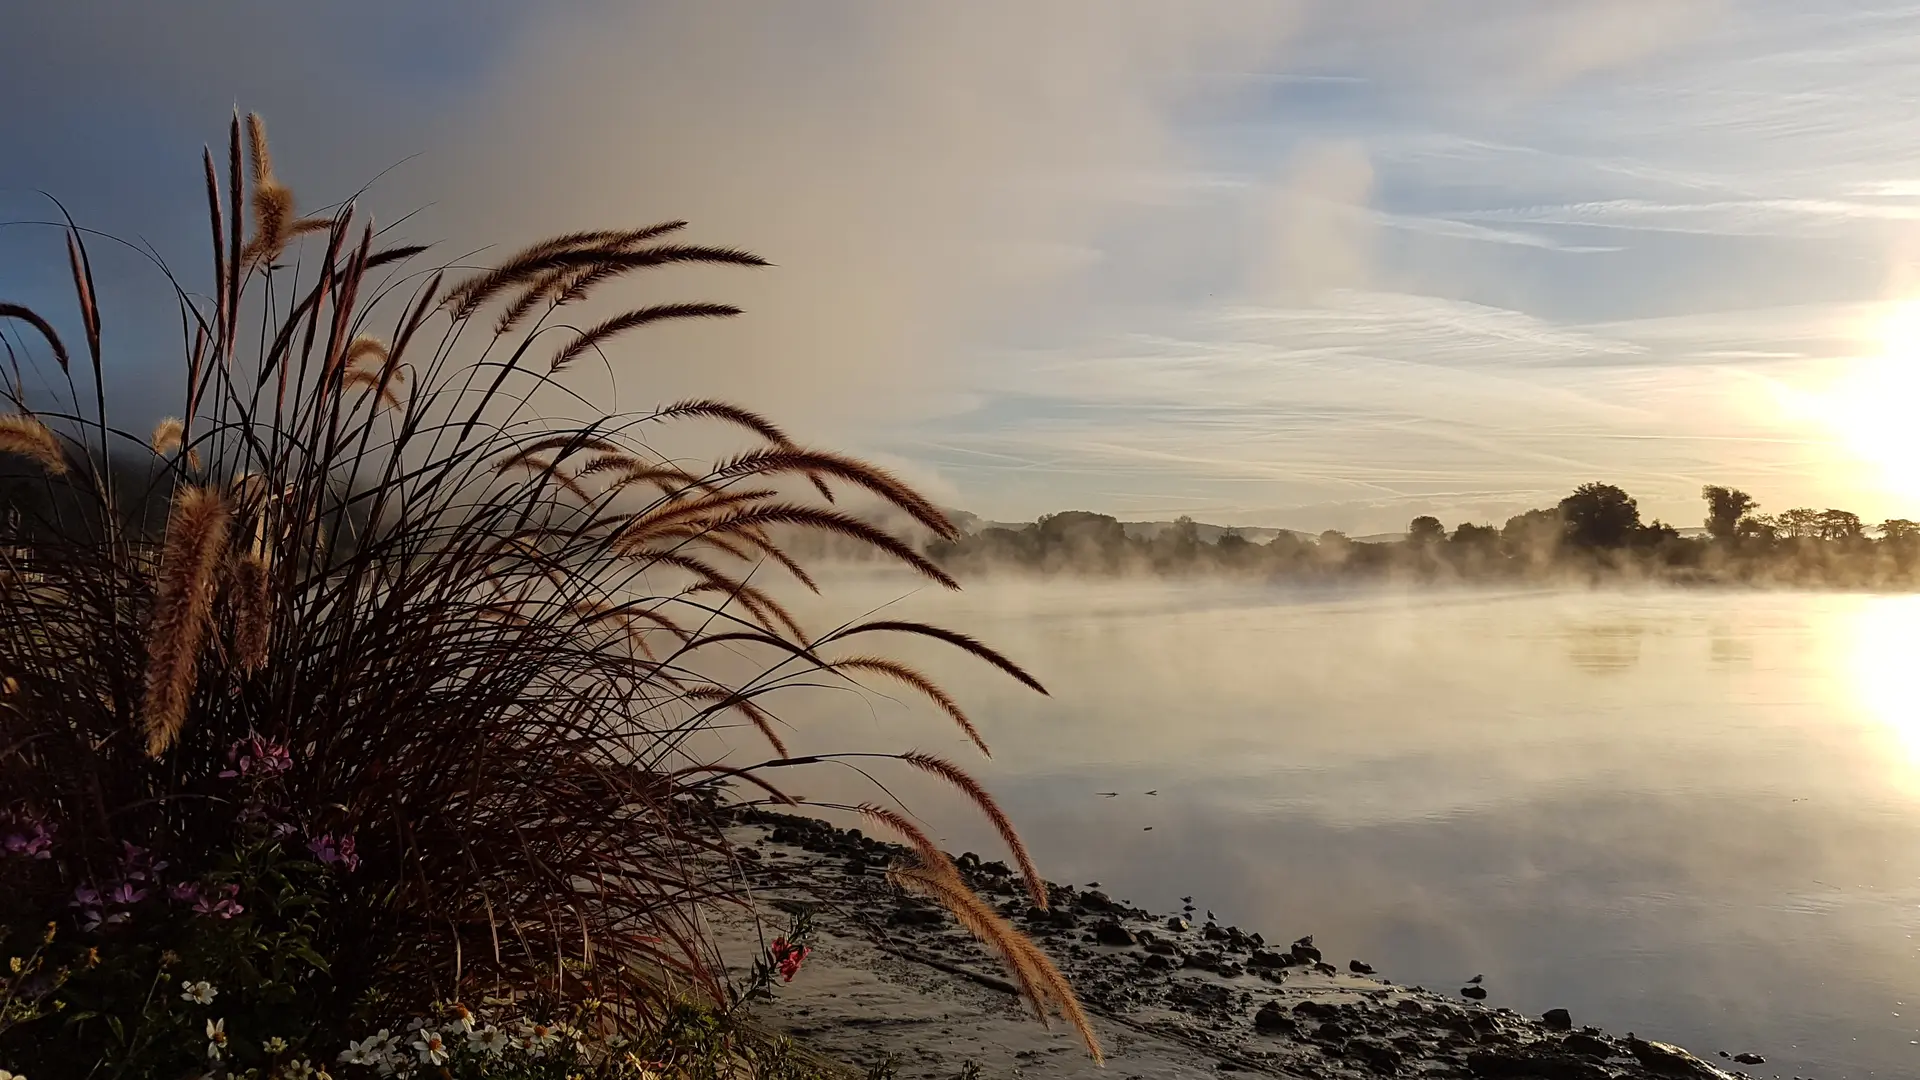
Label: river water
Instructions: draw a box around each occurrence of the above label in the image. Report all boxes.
[770,577,1920,1078]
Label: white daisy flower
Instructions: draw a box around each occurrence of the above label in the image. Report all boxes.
[410,1029,448,1066]
[180,980,218,1005]
[467,1025,510,1056]
[338,1033,385,1066]
[205,1018,228,1060]
[443,1002,475,1033]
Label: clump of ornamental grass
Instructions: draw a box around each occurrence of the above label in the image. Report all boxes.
[0,112,1098,1075]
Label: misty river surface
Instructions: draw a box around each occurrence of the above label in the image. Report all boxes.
[773,577,1920,1079]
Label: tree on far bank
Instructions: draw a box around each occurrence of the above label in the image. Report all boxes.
[1774,507,1820,539]
[1450,522,1499,548]
[1701,485,1757,542]
[1407,515,1445,546]
[1559,482,1641,548]
[1879,518,1920,543]
[1816,508,1864,542]
[1502,508,1564,562]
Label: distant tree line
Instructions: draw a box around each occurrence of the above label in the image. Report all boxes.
[924,483,1920,587]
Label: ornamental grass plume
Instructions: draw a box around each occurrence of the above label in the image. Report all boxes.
[0,109,1092,1067]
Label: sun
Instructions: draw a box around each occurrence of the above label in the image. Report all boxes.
[1816,299,1920,501]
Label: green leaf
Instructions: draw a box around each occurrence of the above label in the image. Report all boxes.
[106,1013,125,1044]
[291,944,332,974]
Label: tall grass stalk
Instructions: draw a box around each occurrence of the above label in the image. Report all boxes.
[0,113,1097,1060]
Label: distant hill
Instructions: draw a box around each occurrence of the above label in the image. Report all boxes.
[953,513,1311,545]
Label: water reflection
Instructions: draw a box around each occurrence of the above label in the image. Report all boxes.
[1708,625,1752,666]
[1563,621,1645,674]
[1849,594,1920,776]
[779,579,1920,1078]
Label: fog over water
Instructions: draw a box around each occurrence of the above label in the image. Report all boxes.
[766,576,1920,1079]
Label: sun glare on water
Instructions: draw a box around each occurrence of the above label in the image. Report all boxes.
[1850,597,1920,786]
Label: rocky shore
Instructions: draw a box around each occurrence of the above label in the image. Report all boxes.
[712,808,1776,1080]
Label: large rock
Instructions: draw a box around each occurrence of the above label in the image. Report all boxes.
[1347,1039,1402,1073]
[1292,1000,1342,1021]
[1541,1008,1573,1031]
[1076,890,1120,914]
[1626,1037,1737,1079]
[1561,1033,1613,1058]
[1253,1003,1297,1034]
[1093,920,1136,946]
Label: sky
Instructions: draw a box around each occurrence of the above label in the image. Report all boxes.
[6,1,1920,534]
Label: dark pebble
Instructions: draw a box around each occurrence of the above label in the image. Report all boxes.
[1349,959,1375,974]
[1734,1052,1766,1065]
[1348,1039,1401,1072]
[1093,921,1137,947]
[1253,1003,1296,1034]
[1461,985,1489,1000]
[1542,1008,1573,1031]
[1166,915,1190,932]
[890,906,945,928]
[1561,1033,1612,1058]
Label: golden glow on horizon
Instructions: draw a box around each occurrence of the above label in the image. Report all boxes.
[1849,596,1920,779]
[1820,300,1920,502]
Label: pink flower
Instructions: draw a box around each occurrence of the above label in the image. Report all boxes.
[220,734,293,779]
[309,832,360,872]
[2,816,53,858]
[108,881,149,906]
[72,883,102,908]
[769,937,810,982]
[118,841,167,882]
[192,883,243,920]
[170,882,202,903]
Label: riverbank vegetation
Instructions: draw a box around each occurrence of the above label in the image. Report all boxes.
[928,484,1920,588]
[0,114,1094,1078]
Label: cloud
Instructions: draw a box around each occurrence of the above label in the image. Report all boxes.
[1249,140,1377,301]
[29,1,1920,533]
[393,2,1318,435]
